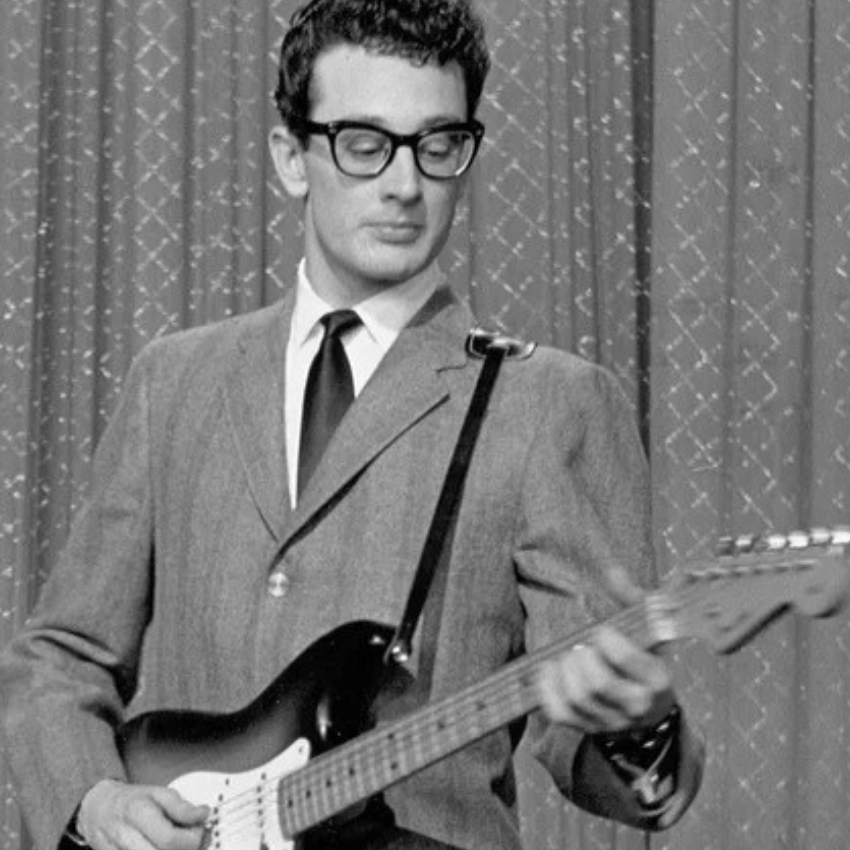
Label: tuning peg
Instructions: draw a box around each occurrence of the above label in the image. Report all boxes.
[808,528,833,547]
[830,527,850,547]
[787,531,811,549]
[715,532,780,556]
[712,527,850,562]
[734,534,757,553]
[714,536,736,557]
[761,533,789,551]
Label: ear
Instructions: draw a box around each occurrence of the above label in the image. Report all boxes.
[269,125,309,199]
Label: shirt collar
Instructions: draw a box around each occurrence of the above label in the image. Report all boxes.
[290,259,443,353]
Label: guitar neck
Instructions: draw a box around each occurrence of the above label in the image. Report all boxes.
[278,602,656,836]
[276,532,849,837]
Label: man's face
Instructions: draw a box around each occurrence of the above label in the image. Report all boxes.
[276,44,471,304]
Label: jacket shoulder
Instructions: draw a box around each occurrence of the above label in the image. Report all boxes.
[143,302,283,361]
[118,301,287,411]
[500,340,607,382]
[128,302,283,380]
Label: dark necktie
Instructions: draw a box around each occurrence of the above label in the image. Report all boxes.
[298,309,361,496]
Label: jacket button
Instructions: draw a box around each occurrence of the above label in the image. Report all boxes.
[267,570,290,598]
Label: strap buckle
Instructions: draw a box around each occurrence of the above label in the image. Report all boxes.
[466,327,536,360]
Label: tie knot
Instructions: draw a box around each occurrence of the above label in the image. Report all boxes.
[321,309,361,340]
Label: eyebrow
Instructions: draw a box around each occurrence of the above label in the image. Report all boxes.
[335,114,468,130]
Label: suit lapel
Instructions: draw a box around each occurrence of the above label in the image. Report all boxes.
[224,293,295,542]
[283,287,473,545]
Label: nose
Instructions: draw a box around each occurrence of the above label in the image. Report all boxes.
[380,144,423,201]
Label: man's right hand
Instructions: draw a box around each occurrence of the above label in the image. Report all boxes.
[76,779,209,850]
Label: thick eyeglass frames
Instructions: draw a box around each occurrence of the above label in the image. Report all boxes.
[294,118,485,180]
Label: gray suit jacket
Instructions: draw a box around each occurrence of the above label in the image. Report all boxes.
[0,286,701,850]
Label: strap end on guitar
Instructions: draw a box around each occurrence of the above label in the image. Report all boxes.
[384,636,413,666]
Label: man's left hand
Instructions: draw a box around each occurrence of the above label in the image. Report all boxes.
[536,624,676,735]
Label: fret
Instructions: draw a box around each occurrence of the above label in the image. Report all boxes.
[282,534,850,834]
[129,529,848,847]
[283,636,569,832]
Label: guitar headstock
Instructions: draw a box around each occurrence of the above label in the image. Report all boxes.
[658,528,850,654]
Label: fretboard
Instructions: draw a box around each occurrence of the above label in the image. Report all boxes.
[276,601,656,836]
[273,534,846,838]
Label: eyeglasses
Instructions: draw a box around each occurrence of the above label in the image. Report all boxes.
[295,119,485,180]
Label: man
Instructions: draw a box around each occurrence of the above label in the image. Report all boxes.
[0,1,703,849]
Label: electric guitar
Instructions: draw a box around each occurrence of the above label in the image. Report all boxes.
[117,529,850,849]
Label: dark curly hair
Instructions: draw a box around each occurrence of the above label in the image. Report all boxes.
[274,0,490,141]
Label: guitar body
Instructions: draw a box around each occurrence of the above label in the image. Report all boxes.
[118,620,399,849]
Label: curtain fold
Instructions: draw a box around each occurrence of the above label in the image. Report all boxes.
[1,0,45,843]
[650,1,850,848]
[2,1,849,849]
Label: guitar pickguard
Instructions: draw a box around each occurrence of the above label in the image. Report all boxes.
[119,622,400,847]
[170,737,311,850]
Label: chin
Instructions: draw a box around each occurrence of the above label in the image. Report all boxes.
[361,252,432,285]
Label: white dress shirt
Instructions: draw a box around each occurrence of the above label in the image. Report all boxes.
[285,261,441,505]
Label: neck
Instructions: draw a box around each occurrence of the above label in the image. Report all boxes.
[303,259,443,308]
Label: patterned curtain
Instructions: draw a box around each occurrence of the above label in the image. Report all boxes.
[650,1,850,849]
[1,1,849,849]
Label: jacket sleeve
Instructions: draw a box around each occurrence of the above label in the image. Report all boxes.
[513,356,704,830]
[0,346,160,850]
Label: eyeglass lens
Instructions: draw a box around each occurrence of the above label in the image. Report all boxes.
[334,127,477,178]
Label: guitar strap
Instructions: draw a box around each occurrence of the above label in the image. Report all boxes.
[384,328,536,668]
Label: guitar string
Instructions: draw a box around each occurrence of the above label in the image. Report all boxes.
[210,649,541,841]
[205,571,755,840]
[207,659,541,844]
[202,559,814,841]
[210,652,536,834]
[201,594,664,840]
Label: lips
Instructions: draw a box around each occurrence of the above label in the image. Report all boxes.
[368,221,424,243]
